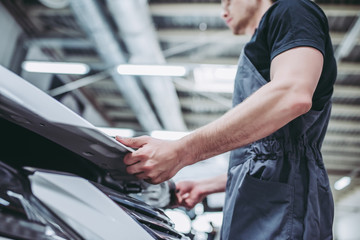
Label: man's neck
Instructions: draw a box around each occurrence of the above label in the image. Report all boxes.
[245,0,273,35]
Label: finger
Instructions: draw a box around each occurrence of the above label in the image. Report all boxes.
[175,191,185,202]
[175,187,184,196]
[135,172,153,182]
[126,161,144,175]
[184,198,196,209]
[181,193,190,199]
[176,183,192,196]
[176,192,190,206]
[123,153,141,166]
[115,135,150,148]
[143,177,154,184]
[175,195,183,206]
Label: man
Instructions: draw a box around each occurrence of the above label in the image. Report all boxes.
[116,0,336,238]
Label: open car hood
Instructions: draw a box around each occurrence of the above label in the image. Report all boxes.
[0,65,138,186]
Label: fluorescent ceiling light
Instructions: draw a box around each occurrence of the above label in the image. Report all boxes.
[193,65,236,93]
[334,176,351,190]
[22,61,90,75]
[214,67,237,80]
[117,64,187,77]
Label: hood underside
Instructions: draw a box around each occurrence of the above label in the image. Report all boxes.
[0,66,138,189]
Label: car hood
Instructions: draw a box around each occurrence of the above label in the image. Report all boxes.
[0,65,138,185]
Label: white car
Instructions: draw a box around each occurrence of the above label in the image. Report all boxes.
[0,65,188,240]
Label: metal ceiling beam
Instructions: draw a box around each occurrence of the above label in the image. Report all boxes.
[25,37,94,49]
[159,30,360,48]
[48,71,109,97]
[335,13,360,62]
[106,0,187,131]
[322,145,360,156]
[323,154,360,165]
[149,3,221,17]
[69,0,162,131]
[149,3,360,17]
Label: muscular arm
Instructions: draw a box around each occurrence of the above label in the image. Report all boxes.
[117,47,323,184]
[182,47,323,162]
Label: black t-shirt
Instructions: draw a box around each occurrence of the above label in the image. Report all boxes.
[244,0,337,110]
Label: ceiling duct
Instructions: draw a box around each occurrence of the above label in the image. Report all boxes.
[106,0,187,131]
[69,0,161,131]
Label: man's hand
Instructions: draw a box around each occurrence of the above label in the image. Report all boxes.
[116,136,190,184]
[175,181,207,209]
[175,174,228,209]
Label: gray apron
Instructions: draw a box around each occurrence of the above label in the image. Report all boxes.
[220,50,334,240]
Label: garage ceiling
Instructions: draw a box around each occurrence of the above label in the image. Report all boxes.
[2,0,360,202]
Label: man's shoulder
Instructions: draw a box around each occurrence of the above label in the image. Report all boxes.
[271,0,326,16]
[265,0,327,25]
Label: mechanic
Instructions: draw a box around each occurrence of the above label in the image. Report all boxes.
[116,0,336,238]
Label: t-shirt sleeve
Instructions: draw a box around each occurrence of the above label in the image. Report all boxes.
[266,1,328,60]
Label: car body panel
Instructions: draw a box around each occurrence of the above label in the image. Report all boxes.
[29,171,153,240]
[0,65,135,182]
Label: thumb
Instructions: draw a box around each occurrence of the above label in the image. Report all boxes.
[115,135,150,149]
[184,197,196,209]
[181,193,190,199]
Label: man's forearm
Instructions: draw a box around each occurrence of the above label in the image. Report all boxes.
[178,47,322,166]
[179,80,310,165]
[199,173,227,195]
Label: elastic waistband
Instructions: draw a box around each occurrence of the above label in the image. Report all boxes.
[228,136,321,169]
